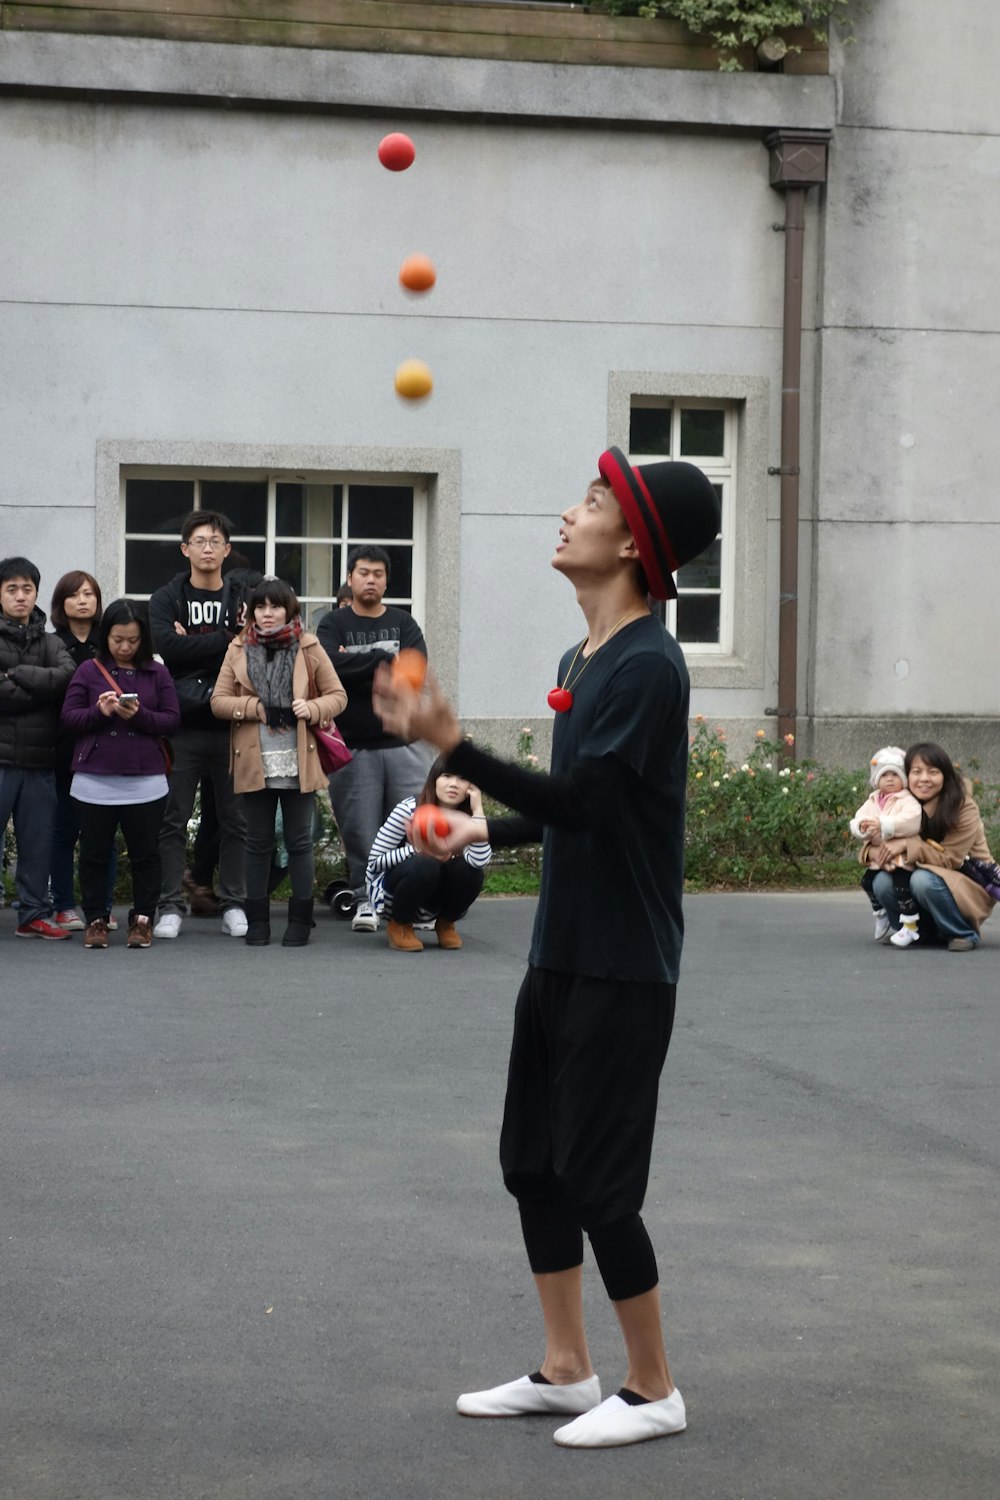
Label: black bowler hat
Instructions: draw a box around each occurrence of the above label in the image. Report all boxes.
[598,446,721,601]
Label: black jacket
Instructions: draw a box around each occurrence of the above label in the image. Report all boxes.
[148,568,261,728]
[0,607,76,770]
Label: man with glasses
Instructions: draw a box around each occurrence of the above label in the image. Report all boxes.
[149,510,259,938]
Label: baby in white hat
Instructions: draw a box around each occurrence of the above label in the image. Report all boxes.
[850,746,923,945]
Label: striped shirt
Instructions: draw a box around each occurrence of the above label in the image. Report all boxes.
[366,795,493,919]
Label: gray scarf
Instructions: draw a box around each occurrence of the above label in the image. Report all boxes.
[244,640,298,728]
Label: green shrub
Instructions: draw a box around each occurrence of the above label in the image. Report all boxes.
[684,719,864,889]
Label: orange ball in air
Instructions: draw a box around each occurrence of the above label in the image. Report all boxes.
[399,254,437,293]
[412,803,450,841]
[378,133,415,172]
[395,359,433,401]
[392,648,428,692]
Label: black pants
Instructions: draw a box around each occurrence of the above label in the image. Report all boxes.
[861,865,916,915]
[77,796,168,923]
[500,965,676,1302]
[382,854,484,923]
[244,788,316,900]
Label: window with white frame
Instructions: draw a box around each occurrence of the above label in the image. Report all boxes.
[628,398,733,652]
[122,470,426,628]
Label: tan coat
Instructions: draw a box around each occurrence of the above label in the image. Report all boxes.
[899,794,995,931]
[211,633,347,795]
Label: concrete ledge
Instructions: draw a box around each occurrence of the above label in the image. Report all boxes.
[0,30,837,130]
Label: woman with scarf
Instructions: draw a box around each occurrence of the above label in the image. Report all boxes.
[212,578,346,947]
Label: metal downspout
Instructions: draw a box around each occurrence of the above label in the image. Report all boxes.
[764,130,830,756]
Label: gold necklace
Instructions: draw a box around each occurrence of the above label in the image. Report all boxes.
[547,611,642,713]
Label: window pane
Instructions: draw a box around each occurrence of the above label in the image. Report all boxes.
[679,408,725,458]
[381,545,413,602]
[676,593,720,645]
[273,541,341,601]
[677,538,721,590]
[125,540,184,595]
[223,541,265,576]
[276,482,342,537]
[125,478,194,535]
[346,486,413,539]
[200,481,268,536]
[629,407,671,456]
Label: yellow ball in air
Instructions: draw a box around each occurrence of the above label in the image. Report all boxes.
[395,359,433,401]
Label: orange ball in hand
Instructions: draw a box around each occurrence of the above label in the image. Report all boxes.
[391,648,427,693]
[399,254,437,293]
[412,803,450,842]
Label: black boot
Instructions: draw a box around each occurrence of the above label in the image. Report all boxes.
[244,897,271,946]
[282,897,315,947]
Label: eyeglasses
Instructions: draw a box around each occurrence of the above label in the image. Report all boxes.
[186,537,227,550]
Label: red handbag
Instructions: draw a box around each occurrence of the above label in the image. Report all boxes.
[304,651,352,775]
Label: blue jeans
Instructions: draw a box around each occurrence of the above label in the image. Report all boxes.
[50,773,116,912]
[0,767,57,926]
[873,868,978,946]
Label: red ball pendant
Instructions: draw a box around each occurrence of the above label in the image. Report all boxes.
[547,687,574,713]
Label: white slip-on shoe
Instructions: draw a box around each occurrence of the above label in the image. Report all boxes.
[873,911,891,941]
[889,923,919,948]
[221,908,248,937]
[553,1388,687,1448]
[457,1373,601,1418]
[153,913,182,939]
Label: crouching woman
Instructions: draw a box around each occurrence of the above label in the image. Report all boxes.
[366,756,492,951]
[211,578,346,947]
[870,742,995,951]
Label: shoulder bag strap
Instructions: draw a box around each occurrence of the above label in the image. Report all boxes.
[93,660,121,695]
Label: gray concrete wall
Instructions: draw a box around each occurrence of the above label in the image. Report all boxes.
[0,49,816,745]
[808,0,1000,771]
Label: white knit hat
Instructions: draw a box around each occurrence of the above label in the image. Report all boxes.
[870,745,907,790]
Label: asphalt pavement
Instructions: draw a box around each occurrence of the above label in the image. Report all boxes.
[2,893,998,1500]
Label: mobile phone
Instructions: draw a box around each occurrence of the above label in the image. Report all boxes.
[119,693,139,705]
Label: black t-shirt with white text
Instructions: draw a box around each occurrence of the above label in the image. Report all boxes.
[315,605,427,749]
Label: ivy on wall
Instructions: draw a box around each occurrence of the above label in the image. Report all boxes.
[590,0,857,70]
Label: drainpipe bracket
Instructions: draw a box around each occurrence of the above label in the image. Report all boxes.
[768,466,800,476]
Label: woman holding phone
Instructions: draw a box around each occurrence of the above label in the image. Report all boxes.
[60,599,180,948]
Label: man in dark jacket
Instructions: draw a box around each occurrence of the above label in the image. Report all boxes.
[0,556,76,938]
[147,511,259,939]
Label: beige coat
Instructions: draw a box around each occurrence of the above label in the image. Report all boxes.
[897,794,995,931]
[211,633,347,795]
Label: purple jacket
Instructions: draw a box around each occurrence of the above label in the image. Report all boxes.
[61,658,181,777]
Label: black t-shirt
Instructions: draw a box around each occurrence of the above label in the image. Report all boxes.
[182,587,225,633]
[315,605,427,749]
[531,615,689,983]
[450,614,689,984]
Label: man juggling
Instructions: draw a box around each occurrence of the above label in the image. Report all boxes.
[374,447,719,1449]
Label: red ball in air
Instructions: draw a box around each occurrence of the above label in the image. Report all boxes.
[378,133,416,172]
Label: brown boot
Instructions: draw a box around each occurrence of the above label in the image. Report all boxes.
[84,918,109,949]
[435,918,463,950]
[387,920,423,952]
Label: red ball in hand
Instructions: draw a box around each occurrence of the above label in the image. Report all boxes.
[412,803,450,842]
[378,133,416,171]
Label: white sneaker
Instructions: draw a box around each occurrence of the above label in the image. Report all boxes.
[873,910,892,941]
[890,922,919,948]
[221,908,248,937]
[153,913,182,939]
[351,901,379,933]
